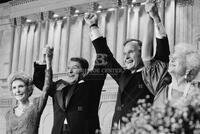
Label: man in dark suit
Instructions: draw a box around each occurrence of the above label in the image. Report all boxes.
[85,3,171,131]
[33,46,107,133]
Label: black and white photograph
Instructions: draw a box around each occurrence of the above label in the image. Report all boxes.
[0,0,200,134]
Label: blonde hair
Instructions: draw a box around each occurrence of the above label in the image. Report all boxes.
[7,72,33,97]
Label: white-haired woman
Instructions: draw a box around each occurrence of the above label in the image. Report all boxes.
[166,44,200,106]
[5,46,53,134]
[142,3,200,108]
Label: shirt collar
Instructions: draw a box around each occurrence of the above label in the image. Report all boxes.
[131,67,144,74]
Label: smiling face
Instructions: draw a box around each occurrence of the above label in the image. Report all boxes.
[65,60,84,84]
[168,52,186,77]
[11,80,29,102]
[123,41,142,71]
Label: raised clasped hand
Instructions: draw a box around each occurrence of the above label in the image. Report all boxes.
[84,13,98,26]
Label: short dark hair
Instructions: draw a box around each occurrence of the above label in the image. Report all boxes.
[70,57,89,70]
[123,39,142,48]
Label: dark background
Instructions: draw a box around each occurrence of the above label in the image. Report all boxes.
[0,0,11,4]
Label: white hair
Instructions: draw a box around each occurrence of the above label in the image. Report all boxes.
[186,51,200,72]
[174,43,200,79]
[174,43,194,55]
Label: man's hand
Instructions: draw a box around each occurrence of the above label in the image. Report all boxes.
[45,45,54,69]
[145,0,161,23]
[35,46,49,65]
[84,13,98,27]
[46,46,53,61]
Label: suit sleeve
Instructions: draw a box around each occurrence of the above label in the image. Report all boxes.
[33,62,46,90]
[91,37,124,84]
[33,62,55,96]
[142,37,171,95]
[154,36,170,63]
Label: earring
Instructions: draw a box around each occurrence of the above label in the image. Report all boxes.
[184,70,190,82]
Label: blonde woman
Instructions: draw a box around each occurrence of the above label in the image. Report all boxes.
[5,46,53,134]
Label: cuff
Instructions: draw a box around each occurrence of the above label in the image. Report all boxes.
[34,62,46,69]
[142,56,154,62]
[89,27,102,41]
[155,22,167,39]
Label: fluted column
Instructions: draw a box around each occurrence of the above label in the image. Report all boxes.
[25,24,35,74]
[11,24,22,72]
[116,7,128,65]
[13,17,26,72]
[39,11,53,60]
[18,24,29,71]
[112,8,119,58]
[7,19,15,75]
[127,5,140,39]
[47,20,56,46]
[68,16,83,58]
[33,22,41,63]
[165,0,176,53]
[59,17,71,72]
[53,20,62,73]
[58,7,77,72]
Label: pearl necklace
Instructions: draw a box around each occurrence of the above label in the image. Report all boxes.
[16,102,31,113]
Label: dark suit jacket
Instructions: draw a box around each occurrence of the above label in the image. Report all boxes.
[92,37,171,128]
[33,41,107,134]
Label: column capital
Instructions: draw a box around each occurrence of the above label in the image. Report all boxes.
[132,4,140,12]
[111,0,122,7]
[87,2,99,12]
[10,0,38,6]
[28,13,43,22]
[15,16,26,26]
[64,7,76,17]
[121,0,132,6]
[176,0,194,6]
[9,18,16,27]
[42,11,54,21]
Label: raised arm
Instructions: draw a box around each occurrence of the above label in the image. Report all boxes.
[142,3,171,95]
[84,13,124,84]
[33,47,56,95]
[142,15,154,65]
[37,46,53,113]
[33,48,48,90]
[142,2,169,65]
[33,62,46,90]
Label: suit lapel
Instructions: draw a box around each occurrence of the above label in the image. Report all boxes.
[65,83,77,109]
[56,90,65,111]
[55,80,83,111]
[55,80,68,111]
[65,80,85,109]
